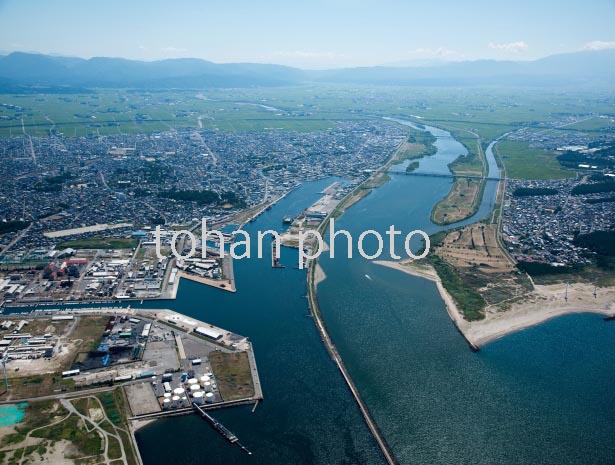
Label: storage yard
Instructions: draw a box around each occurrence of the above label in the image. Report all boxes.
[0,308,261,405]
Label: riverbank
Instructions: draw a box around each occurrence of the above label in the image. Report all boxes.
[374,260,615,348]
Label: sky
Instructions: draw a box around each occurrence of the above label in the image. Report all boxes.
[1,0,615,68]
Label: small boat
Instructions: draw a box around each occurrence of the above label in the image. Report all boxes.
[365,274,372,281]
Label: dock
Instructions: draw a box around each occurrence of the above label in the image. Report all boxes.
[193,402,252,455]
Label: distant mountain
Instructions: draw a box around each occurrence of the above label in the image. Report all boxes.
[0,50,614,91]
[309,50,615,86]
[0,52,306,89]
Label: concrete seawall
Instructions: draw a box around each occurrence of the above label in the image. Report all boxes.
[306,261,399,465]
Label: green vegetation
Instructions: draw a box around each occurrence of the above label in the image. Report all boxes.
[574,231,615,257]
[429,255,486,321]
[159,189,246,208]
[498,141,573,180]
[586,196,615,204]
[572,181,615,195]
[57,236,138,249]
[0,220,30,234]
[516,261,576,276]
[513,187,559,197]
[98,392,122,424]
[209,351,255,401]
[405,161,419,172]
[34,414,102,457]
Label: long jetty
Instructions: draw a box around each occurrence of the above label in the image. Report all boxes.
[193,402,252,455]
[306,261,399,465]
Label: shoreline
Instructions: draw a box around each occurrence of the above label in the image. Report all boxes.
[373,259,478,350]
[373,260,615,348]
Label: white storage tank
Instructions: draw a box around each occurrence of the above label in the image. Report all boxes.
[189,384,201,394]
[199,375,210,386]
[181,396,188,407]
[205,392,214,404]
[203,381,212,392]
[173,387,185,396]
[187,378,199,386]
[163,398,171,410]
[171,395,180,408]
[163,392,172,399]
[193,391,204,405]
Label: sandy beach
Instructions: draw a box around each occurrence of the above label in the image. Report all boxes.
[374,260,615,348]
[314,263,327,286]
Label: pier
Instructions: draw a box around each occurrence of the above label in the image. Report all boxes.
[193,402,252,455]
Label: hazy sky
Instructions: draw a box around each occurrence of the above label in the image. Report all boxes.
[1,0,615,68]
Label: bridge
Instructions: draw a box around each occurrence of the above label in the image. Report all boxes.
[389,170,504,181]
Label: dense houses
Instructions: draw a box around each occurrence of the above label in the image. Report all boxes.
[502,178,615,266]
[0,120,407,259]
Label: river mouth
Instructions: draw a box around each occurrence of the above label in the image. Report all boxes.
[316,121,615,464]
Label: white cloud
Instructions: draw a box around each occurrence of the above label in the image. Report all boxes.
[583,40,615,51]
[161,46,189,53]
[271,50,339,60]
[488,41,529,53]
[404,47,464,61]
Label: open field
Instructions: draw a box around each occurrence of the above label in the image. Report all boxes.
[4,85,614,140]
[562,116,615,132]
[497,141,574,180]
[209,351,254,401]
[435,224,513,272]
[57,237,139,250]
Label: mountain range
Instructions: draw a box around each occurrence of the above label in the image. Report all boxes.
[0,50,614,92]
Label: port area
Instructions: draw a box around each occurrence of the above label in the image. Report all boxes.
[0,307,262,462]
[280,181,352,250]
[0,307,263,465]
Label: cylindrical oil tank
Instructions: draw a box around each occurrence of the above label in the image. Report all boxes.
[193,391,204,405]
[205,392,214,404]
[189,384,201,394]
[173,387,185,396]
[203,381,212,392]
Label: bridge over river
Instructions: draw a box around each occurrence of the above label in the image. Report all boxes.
[389,170,504,181]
